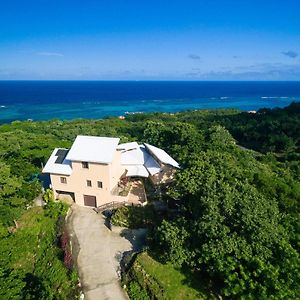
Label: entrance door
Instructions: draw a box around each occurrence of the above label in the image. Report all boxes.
[83,195,97,207]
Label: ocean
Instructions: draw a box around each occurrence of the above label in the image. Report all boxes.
[0,81,299,124]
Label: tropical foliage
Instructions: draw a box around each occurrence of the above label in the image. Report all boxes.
[0,102,299,298]
[0,203,78,299]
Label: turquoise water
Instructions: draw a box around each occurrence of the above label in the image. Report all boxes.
[0,81,299,123]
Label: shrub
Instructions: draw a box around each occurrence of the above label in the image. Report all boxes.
[127,281,150,300]
[111,205,158,229]
[43,188,54,203]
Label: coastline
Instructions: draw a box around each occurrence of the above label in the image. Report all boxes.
[0,81,299,124]
[0,98,298,125]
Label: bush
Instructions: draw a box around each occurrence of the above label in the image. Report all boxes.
[0,205,78,299]
[127,281,150,300]
[111,205,158,229]
[43,188,54,203]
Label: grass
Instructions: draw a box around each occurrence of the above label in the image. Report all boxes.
[127,252,216,300]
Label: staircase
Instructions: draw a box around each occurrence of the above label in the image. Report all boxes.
[93,201,127,213]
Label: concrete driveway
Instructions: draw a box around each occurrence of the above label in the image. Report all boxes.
[66,205,146,300]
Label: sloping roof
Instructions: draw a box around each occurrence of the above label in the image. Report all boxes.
[44,136,179,179]
[66,135,120,164]
[124,165,149,177]
[144,143,180,168]
[121,147,145,165]
[121,145,162,176]
[117,142,139,151]
[139,146,161,175]
[42,148,72,175]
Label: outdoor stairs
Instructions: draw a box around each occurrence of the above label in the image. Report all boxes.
[93,201,127,213]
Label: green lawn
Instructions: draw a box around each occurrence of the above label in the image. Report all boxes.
[127,252,216,300]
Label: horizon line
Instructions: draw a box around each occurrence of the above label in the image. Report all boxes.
[1,79,300,82]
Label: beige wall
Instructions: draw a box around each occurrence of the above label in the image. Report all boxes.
[110,150,126,191]
[49,148,175,206]
[50,150,125,207]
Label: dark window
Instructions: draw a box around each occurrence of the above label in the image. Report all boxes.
[82,162,89,169]
[60,177,67,184]
[97,181,103,188]
[87,180,92,187]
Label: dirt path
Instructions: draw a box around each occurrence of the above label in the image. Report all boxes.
[66,205,146,300]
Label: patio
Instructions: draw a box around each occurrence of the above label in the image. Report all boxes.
[110,178,147,206]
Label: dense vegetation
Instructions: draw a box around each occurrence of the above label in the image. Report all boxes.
[0,102,299,298]
[0,202,78,299]
[151,129,299,298]
[125,252,213,300]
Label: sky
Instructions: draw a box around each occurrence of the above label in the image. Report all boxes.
[0,0,300,80]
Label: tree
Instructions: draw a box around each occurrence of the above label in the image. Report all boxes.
[156,138,299,298]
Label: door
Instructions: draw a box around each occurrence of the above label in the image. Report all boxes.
[83,195,97,207]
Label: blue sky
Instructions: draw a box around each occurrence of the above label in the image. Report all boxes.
[0,0,300,80]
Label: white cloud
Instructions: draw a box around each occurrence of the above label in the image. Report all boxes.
[185,62,300,80]
[36,52,64,57]
[188,54,201,60]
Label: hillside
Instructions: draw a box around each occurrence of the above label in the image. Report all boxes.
[0,102,299,299]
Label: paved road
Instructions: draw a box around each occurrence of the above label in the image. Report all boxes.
[67,205,145,300]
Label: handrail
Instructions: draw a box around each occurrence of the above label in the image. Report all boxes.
[93,200,127,213]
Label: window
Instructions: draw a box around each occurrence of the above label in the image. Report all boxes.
[97,181,103,188]
[87,180,92,187]
[82,162,89,169]
[60,177,67,184]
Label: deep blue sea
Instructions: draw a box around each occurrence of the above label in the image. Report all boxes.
[0,81,299,124]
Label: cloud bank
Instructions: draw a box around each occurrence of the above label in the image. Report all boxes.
[185,62,300,80]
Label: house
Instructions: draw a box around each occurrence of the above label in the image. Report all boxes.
[42,135,179,208]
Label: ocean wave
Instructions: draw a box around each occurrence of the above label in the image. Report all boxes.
[82,101,104,105]
[261,96,277,99]
[0,105,6,108]
[125,111,144,115]
[220,97,229,99]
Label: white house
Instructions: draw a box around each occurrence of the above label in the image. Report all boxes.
[43,135,179,207]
